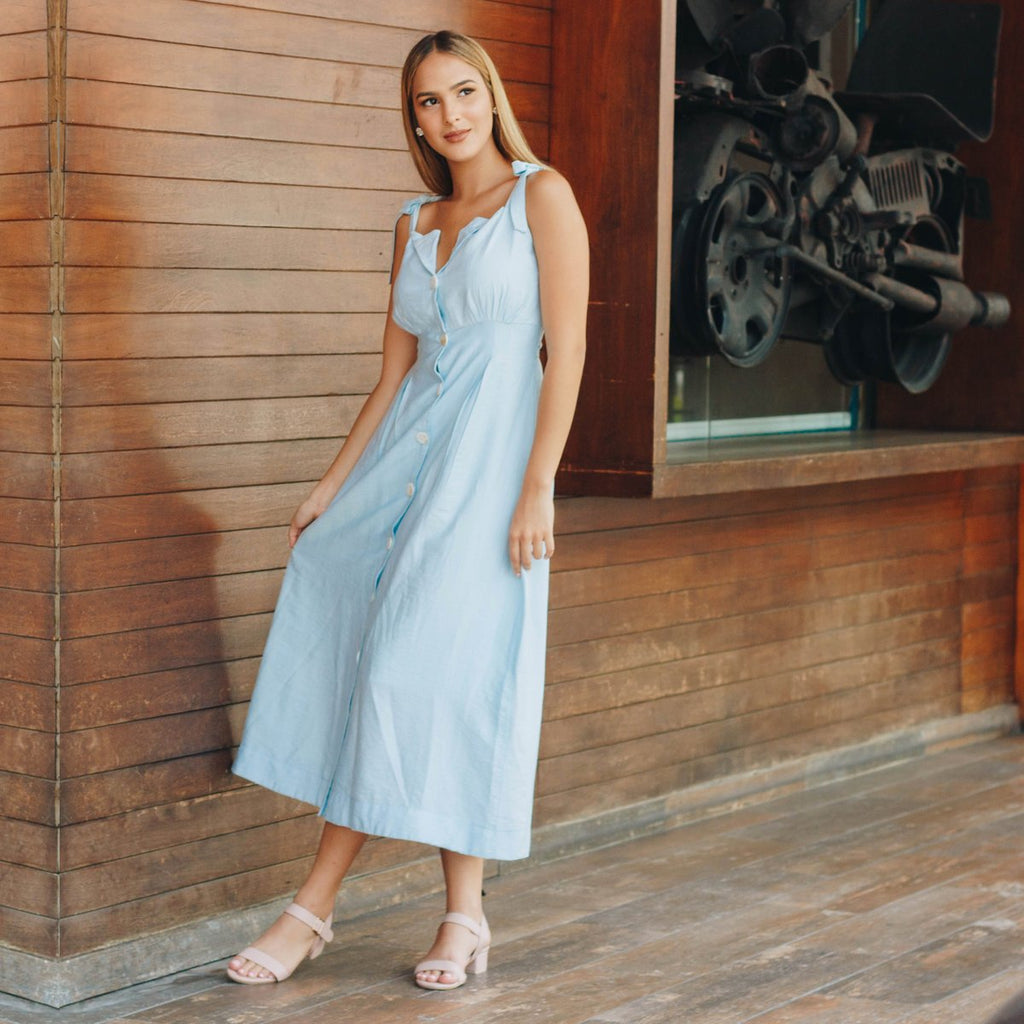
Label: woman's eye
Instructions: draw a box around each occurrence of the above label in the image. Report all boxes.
[459,87,474,97]
[420,97,437,107]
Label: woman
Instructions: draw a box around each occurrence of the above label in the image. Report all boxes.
[227,29,588,991]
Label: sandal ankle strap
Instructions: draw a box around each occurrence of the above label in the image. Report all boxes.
[441,911,484,938]
[284,902,334,943]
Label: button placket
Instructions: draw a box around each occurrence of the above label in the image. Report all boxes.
[431,275,448,391]
[377,262,448,598]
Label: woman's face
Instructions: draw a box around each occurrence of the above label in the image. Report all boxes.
[411,51,495,166]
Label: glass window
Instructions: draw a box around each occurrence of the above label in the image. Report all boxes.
[667,347,855,441]
[669,4,860,443]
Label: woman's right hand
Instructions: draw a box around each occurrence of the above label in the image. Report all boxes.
[288,496,328,548]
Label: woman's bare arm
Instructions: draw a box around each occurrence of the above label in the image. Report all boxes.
[289,216,418,546]
[507,169,589,575]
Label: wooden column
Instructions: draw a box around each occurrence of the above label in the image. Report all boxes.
[0,0,58,960]
[551,0,674,496]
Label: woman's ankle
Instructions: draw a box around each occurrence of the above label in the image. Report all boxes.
[444,900,485,921]
[293,883,337,920]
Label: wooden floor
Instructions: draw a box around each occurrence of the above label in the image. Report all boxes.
[2,734,1023,1024]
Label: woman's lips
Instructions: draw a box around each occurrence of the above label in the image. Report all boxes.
[444,129,470,143]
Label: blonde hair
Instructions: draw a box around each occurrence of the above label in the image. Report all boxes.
[401,30,542,196]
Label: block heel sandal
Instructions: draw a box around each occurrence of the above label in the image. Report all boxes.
[226,902,334,985]
[414,912,491,991]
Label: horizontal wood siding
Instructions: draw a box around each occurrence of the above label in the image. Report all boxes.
[960,467,1019,713]
[536,469,1017,826]
[0,1,57,958]
[57,0,551,957]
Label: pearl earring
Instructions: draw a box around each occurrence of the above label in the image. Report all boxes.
[492,106,498,115]
[415,126,424,137]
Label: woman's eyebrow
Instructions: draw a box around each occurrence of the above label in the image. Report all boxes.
[415,78,476,100]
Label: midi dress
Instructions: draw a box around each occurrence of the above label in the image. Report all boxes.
[232,161,550,861]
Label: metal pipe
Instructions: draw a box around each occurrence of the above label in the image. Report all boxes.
[865,273,938,315]
[971,292,1011,327]
[867,273,1011,332]
[749,46,810,102]
[772,244,895,309]
[893,242,964,281]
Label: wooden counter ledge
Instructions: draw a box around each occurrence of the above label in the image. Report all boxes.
[652,430,1024,498]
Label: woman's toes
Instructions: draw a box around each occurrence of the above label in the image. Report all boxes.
[417,968,455,985]
[234,958,267,979]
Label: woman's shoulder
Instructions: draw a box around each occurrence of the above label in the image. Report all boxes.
[523,166,577,209]
[522,166,583,233]
[522,164,570,191]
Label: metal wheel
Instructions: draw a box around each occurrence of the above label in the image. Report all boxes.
[673,172,792,367]
[824,304,951,395]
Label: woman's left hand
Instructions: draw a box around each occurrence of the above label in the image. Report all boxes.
[508,481,555,576]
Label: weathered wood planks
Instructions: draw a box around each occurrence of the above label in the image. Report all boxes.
[0,0,56,957]
[46,0,556,962]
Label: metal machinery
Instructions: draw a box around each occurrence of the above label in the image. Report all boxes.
[671,0,1009,393]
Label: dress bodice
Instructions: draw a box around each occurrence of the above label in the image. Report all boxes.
[391,161,543,339]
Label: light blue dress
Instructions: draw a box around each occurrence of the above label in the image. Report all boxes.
[232,162,549,861]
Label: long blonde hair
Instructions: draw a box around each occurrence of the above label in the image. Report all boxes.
[401,30,542,196]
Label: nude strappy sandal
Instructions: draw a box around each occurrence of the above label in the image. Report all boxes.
[226,902,334,985]
[414,912,491,991]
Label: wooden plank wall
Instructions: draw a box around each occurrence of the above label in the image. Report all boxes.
[539,467,1018,827]
[961,467,1019,715]
[55,0,551,957]
[0,0,58,959]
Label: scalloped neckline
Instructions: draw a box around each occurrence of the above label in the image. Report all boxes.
[411,170,525,273]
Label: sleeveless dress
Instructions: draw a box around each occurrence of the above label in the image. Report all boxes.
[232,161,550,861]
